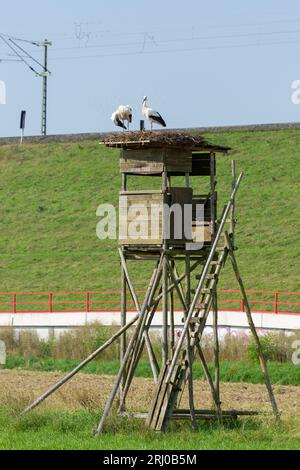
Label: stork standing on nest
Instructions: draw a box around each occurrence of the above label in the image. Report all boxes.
[111,105,133,130]
[142,96,166,130]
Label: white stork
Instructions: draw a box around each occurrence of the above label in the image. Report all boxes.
[142,96,166,130]
[111,105,133,131]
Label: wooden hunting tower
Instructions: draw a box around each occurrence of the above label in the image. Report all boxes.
[115,131,228,248]
[21,131,279,434]
[96,130,279,432]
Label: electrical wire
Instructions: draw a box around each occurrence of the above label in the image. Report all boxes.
[4,16,300,45]
[0,34,51,75]
[9,38,49,72]
[2,18,300,66]
[0,58,22,62]
[0,34,40,74]
[0,32,39,46]
[50,27,300,52]
[50,37,300,61]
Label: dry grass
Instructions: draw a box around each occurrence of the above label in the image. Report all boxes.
[202,331,250,362]
[1,325,299,365]
[0,369,300,420]
[0,323,120,361]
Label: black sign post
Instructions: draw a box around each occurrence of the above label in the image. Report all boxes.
[20,110,26,144]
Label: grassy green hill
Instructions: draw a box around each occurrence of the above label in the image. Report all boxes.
[0,129,300,295]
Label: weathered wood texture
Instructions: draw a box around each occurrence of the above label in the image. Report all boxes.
[119,189,196,245]
[120,148,164,174]
[120,148,192,175]
[192,221,212,243]
[119,191,164,245]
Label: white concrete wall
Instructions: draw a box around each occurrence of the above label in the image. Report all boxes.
[0,310,299,339]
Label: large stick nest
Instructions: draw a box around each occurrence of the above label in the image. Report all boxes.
[102,130,230,152]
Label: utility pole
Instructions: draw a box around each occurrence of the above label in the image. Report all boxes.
[0,34,52,137]
[36,39,52,136]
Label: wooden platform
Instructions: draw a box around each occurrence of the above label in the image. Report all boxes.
[102,130,230,153]
[120,409,261,422]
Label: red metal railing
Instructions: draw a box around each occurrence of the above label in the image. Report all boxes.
[0,289,300,315]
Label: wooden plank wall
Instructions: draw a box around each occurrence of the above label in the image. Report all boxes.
[119,192,164,245]
[120,148,164,175]
[120,148,192,175]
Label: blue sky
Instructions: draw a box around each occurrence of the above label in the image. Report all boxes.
[0,0,300,136]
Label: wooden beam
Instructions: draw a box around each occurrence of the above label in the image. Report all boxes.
[95,255,164,435]
[120,252,127,410]
[196,341,221,418]
[165,173,244,384]
[21,313,140,416]
[212,288,221,416]
[224,231,280,420]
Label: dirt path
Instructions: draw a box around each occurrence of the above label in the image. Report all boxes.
[0,370,299,418]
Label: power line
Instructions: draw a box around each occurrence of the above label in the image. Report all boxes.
[9,38,49,72]
[54,16,300,39]
[0,34,39,74]
[0,58,22,62]
[51,26,300,52]
[50,37,300,61]
[4,16,300,45]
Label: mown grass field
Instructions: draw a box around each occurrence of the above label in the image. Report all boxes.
[0,129,300,294]
[0,407,299,450]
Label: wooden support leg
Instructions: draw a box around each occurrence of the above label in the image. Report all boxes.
[230,160,236,247]
[165,259,187,312]
[212,288,221,417]
[21,313,140,416]
[165,174,244,386]
[224,232,280,420]
[196,341,221,416]
[95,255,164,435]
[186,331,197,429]
[169,260,175,356]
[185,255,191,315]
[162,253,169,366]
[118,297,161,412]
[122,273,163,393]
[95,315,145,435]
[119,248,160,381]
[119,258,127,411]
[185,255,196,428]
[154,260,200,306]
[167,256,196,428]
[145,330,160,382]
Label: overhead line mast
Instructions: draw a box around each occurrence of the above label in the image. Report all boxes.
[0,34,52,136]
[35,39,52,136]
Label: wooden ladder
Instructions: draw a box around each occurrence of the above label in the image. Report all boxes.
[146,246,227,431]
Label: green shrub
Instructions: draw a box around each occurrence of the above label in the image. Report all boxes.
[247,332,300,363]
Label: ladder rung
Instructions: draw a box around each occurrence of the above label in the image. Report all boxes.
[201,288,212,294]
[189,318,201,325]
[192,287,212,295]
[217,219,232,224]
[195,273,217,281]
[206,274,217,280]
[197,303,207,309]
